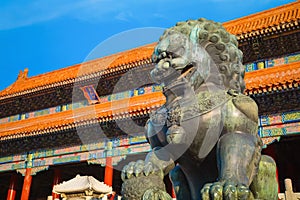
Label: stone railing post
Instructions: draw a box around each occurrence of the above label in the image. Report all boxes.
[278,178,300,200]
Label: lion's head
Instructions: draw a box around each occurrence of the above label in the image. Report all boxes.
[151,18,245,93]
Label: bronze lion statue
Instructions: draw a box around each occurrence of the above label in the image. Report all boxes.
[121,18,278,200]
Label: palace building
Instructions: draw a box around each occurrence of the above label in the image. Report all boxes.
[0,1,299,199]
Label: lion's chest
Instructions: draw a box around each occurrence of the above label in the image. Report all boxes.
[165,90,230,158]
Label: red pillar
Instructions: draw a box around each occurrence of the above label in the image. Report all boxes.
[171,186,176,199]
[21,168,32,200]
[104,156,113,186]
[276,167,280,193]
[52,168,61,200]
[164,176,176,199]
[7,173,17,200]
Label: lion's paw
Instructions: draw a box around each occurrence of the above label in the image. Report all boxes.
[121,160,168,200]
[201,181,254,200]
[121,160,164,181]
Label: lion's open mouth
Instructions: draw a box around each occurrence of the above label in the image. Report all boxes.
[165,64,196,88]
[178,64,195,80]
[162,64,197,101]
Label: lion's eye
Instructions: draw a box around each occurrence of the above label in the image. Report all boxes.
[158,51,167,60]
[152,54,158,63]
[165,51,176,59]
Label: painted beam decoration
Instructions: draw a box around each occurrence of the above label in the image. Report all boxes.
[244,52,300,72]
[1,111,298,171]
[0,135,150,173]
[259,110,300,146]
[259,122,300,138]
[99,85,162,103]
[259,110,300,126]
[0,154,27,172]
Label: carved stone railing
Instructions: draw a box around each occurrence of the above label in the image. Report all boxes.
[278,179,300,200]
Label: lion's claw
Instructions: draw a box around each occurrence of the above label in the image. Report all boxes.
[121,160,164,181]
[201,182,254,200]
[121,160,169,200]
[210,183,223,200]
[144,161,154,176]
[223,183,237,200]
[237,184,252,200]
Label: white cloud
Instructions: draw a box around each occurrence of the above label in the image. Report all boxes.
[0,0,119,30]
[0,0,173,30]
[0,0,80,30]
[1,0,292,30]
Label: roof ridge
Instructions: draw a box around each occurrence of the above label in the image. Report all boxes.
[0,43,156,100]
[22,42,156,80]
[5,43,156,82]
[223,1,300,35]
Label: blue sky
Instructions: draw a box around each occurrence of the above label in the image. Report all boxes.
[0,0,296,91]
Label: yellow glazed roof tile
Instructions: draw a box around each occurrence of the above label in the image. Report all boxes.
[0,43,155,99]
[223,1,300,35]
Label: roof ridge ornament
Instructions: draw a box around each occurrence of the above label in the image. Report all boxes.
[0,68,29,93]
[17,68,29,81]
